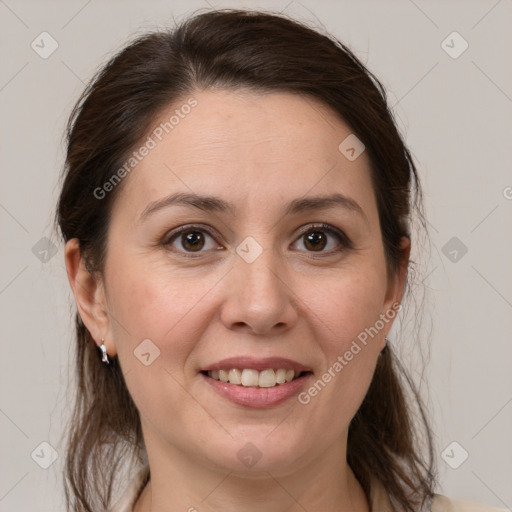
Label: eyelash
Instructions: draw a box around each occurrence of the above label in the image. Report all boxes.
[162,223,352,258]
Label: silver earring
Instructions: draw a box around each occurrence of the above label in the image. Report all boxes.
[380,337,390,356]
[99,340,110,365]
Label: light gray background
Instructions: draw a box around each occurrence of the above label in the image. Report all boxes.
[1,1,511,510]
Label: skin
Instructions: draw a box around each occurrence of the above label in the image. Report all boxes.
[65,89,410,512]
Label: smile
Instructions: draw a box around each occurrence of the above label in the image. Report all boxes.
[204,368,306,388]
[200,356,314,408]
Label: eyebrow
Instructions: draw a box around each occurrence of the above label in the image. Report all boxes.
[139,191,368,225]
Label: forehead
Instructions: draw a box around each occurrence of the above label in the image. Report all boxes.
[112,89,377,224]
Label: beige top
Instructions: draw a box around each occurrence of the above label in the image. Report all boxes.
[110,465,506,512]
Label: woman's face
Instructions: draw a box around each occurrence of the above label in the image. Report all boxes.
[77,89,408,476]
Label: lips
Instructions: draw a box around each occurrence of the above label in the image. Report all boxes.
[206,368,304,388]
[200,356,313,408]
[201,356,312,373]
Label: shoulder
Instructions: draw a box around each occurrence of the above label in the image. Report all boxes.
[109,465,150,512]
[369,477,504,512]
[432,493,507,512]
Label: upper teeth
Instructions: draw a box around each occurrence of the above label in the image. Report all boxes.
[208,368,298,387]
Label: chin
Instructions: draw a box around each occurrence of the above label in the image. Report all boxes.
[201,430,309,476]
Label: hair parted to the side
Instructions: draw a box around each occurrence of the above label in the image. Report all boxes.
[55,8,436,512]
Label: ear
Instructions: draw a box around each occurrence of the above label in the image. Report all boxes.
[382,235,411,340]
[64,238,116,357]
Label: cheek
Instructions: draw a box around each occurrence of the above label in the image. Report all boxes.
[105,252,221,361]
[308,265,387,350]
[105,257,220,422]
[296,264,388,412]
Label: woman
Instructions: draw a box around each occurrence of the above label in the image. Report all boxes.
[56,9,503,512]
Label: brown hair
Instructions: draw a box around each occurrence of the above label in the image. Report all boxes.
[56,8,435,511]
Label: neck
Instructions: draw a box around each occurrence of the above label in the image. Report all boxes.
[134,435,370,512]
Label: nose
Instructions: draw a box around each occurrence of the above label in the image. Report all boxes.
[219,247,298,335]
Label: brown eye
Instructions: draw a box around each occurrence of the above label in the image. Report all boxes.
[291,223,351,254]
[165,226,220,254]
[180,231,205,252]
[303,231,328,251]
